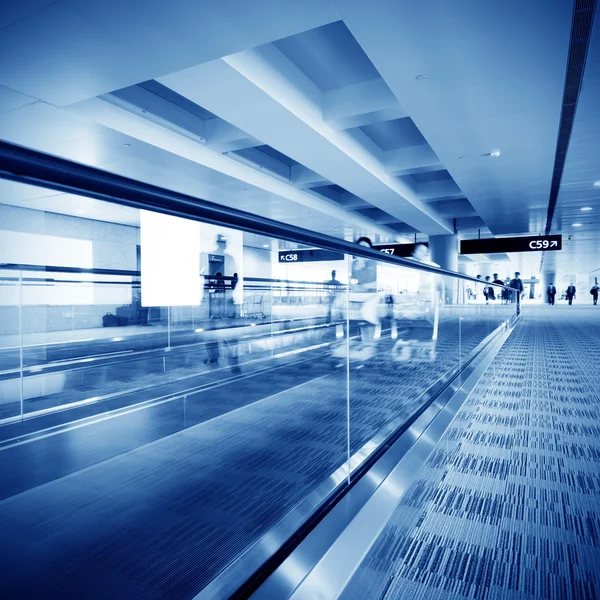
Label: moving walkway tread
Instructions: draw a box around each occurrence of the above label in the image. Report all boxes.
[0,316,506,599]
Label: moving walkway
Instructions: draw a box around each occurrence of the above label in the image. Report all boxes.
[0,140,521,600]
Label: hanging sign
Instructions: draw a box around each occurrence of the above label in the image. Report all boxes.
[278,248,344,263]
[372,242,428,257]
[460,235,562,254]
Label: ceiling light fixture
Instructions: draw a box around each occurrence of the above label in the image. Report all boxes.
[416,74,428,80]
[490,150,501,158]
[263,244,270,248]
[581,207,592,211]
[572,223,582,227]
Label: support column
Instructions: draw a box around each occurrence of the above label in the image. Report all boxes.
[429,234,459,304]
[478,263,493,278]
[428,234,459,272]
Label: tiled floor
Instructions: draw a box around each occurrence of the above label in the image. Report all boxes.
[341,307,600,600]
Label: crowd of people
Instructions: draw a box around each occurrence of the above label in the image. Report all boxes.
[547,281,600,305]
[472,272,521,304]
[471,273,600,306]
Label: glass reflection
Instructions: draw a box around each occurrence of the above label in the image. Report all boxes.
[0,183,519,599]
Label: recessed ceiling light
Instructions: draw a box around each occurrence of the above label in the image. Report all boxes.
[593,181,600,187]
[416,74,428,80]
[490,150,501,158]
[263,244,270,248]
[581,207,592,211]
[572,223,582,227]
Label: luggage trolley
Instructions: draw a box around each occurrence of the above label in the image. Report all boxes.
[244,292,266,319]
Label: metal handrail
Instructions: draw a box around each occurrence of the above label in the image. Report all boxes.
[0,263,140,277]
[0,140,510,289]
[0,264,341,288]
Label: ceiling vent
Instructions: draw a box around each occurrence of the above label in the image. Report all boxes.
[544,0,597,235]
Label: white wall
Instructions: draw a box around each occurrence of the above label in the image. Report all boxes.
[0,204,137,309]
[244,246,272,279]
[274,258,347,283]
[0,204,138,270]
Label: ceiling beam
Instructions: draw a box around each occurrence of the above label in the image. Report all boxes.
[204,119,261,152]
[290,165,332,188]
[323,78,407,130]
[67,96,398,237]
[384,145,441,176]
[225,147,291,181]
[417,179,463,201]
[159,51,452,235]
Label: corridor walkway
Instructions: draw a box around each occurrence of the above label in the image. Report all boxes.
[341,306,600,600]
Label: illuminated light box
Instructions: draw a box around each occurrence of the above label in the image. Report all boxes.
[140,211,201,307]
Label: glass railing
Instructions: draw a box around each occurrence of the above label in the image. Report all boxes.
[0,142,521,600]
[0,265,518,421]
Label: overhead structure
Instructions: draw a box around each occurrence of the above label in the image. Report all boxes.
[0,0,597,275]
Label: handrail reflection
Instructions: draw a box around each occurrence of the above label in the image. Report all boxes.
[1,140,509,288]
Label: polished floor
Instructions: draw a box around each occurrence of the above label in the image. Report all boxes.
[341,306,600,600]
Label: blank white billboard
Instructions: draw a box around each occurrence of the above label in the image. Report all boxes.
[140,210,201,307]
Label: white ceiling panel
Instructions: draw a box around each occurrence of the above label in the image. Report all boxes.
[0,85,37,115]
[333,0,573,235]
[0,0,339,106]
[0,0,56,30]
[0,102,104,151]
[359,118,426,152]
[273,20,380,91]
[0,195,140,228]
[0,179,63,204]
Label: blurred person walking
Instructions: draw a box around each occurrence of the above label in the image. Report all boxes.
[566,283,576,305]
[485,275,495,302]
[590,283,599,305]
[509,272,524,303]
[325,270,342,322]
[491,273,503,303]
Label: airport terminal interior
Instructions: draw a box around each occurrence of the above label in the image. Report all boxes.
[0,1,599,599]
